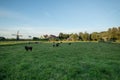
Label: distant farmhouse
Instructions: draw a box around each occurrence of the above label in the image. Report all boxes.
[42,35,59,41]
[48,35,59,41]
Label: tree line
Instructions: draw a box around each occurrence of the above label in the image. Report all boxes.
[57,27,120,42]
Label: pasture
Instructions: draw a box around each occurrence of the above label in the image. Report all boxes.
[0,42,120,80]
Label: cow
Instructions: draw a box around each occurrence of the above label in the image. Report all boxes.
[25,46,32,51]
[52,42,60,47]
[68,43,71,45]
[53,42,56,47]
[56,43,60,47]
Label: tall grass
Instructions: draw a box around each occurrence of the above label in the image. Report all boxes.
[0,42,120,80]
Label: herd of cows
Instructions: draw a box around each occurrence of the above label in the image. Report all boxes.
[24,42,72,51]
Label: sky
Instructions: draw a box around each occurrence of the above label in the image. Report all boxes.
[0,0,120,38]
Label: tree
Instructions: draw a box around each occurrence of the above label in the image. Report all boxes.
[58,33,69,40]
[58,32,64,40]
[108,27,118,41]
[82,32,89,41]
[33,37,39,40]
[99,31,108,41]
[79,32,84,41]
[91,32,99,41]
[43,34,49,39]
[69,33,79,41]
[117,27,120,40]
[63,34,69,40]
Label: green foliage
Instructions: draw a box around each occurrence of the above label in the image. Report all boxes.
[58,33,69,40]
[83,32,90,41]
[78,32,90,41]
[33,37,40,40]
[91,32,100,41]
[0,42,120,80]
[69,33,79,41]
[79,32,84,41]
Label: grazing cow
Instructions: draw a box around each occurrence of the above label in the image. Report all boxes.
[68,43,71,45]
[53,42,56,47]
[25,46,32,51]
[52,42,60,47]
[53,44,55,47]
[56,43,60,47]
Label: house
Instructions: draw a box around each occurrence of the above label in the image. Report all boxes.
[48,35,59,41]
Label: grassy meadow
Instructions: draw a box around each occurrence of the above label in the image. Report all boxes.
[0,41,120,80]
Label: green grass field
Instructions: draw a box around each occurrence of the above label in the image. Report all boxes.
[0,42,120,80]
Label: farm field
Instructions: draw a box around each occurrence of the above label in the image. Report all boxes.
[0,42,120,80]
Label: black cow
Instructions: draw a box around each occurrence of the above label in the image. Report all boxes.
[53,42,56,47]
[25,46,32,51]
[52,42,60,47]
[56,43,60,47]
[68,43,71,45]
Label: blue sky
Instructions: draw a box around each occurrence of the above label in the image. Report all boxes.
[0,0,120,38]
